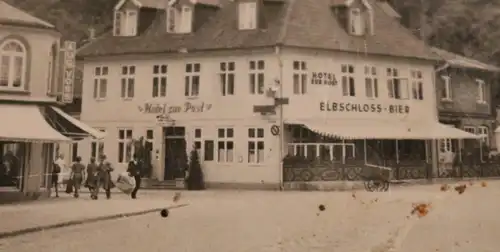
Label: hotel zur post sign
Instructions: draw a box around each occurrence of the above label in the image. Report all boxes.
[62,41,76,104]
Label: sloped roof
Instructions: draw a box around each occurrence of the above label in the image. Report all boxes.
[0,0,55,29]
[431,47,500,72]
[376,1,401,19]
[78,0,438,61]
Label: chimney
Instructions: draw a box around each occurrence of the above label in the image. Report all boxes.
[88,28,96,40]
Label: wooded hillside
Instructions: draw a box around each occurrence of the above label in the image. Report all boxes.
[5,0,500,65]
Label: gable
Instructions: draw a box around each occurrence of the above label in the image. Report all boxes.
[114,0,142,11]
[0,1,55,29]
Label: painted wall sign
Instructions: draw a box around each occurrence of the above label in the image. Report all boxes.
[319,102,410,114]
[139,102,213,114]
[62,41,76,103]
[311,72,337,86]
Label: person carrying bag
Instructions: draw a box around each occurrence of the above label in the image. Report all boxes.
[127,154,142,199]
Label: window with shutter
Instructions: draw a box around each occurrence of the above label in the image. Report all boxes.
[113,11,122,36]
[180,6,193,33]
[239,2,257,30]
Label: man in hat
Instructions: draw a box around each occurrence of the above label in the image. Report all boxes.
[95,154,114,200]
[127,154,142,199]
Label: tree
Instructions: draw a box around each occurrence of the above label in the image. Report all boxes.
[185,146,205,190]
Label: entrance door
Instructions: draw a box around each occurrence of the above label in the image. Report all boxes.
[164,127,187,180]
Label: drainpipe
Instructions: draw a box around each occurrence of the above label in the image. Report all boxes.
[275,45,284,191]
[431,62,449,179]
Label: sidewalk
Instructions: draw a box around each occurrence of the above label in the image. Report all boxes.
[0,192,187,239]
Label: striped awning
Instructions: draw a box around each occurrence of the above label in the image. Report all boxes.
[294,120,480,140]
[0,104,71,143]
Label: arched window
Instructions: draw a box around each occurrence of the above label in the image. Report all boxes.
[0,39,27,90]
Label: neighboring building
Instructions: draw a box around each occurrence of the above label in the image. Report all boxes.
[77,0,477,189]
[0,1,104,202]
[432,47,499,175]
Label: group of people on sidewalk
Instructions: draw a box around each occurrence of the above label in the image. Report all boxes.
[51,154,143,200]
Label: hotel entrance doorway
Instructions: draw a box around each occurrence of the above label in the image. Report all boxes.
[163,127,187,180]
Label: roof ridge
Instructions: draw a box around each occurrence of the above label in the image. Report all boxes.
[0,0,55,29]
[368,0,436,60]
[277,0,296,45]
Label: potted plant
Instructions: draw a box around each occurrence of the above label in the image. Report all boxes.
[185,146,205,190]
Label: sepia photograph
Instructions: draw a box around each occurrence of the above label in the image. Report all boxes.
[1,0,500,251]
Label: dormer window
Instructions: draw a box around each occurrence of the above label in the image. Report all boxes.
[333,0,374,36]
[349,8,364,35]
[166,5,193,34]
[113,10,138,36]
[238,2,257,30]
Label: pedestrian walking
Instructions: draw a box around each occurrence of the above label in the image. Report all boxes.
[86,157,99,199]
[51,154,65,197]
[70,156,85,198]
[95,154,114,200]
[127,154,142,199]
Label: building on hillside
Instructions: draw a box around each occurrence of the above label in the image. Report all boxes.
[76,0,479,190]
[0,1,105,202]
[431,47,500,177]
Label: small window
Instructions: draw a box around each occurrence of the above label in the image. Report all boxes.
[476,79,487,104]
[114,10,138,36]
[238,2,257,30]
[118,128,133,163]
[0,40,27,90]
[121,65,135,99]
[364,66,378,98]
[185,63,201,97]
[463,126,476,134]
[387,68,408,100]
[349,8,365,36]
[204,140,214,161]
[249,60,265,94]
[248,128,265,164]
[194,128,202,158]
[71,142,79,162]
[441,75,452,100]
[93,66,108,100]
[219,62,235,96]
[478,126,489,145]
[90,128,106,159]
[293,61,307,94]
[179,6,193,33]
[341,64,355,97]
[217,128,234,163]
[411,70,424,100]
[166,6,178,33]
[152,64,167,98]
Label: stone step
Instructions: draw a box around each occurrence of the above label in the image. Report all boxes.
[141,179,184,190]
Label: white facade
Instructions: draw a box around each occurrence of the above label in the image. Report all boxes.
[77,47,438,187]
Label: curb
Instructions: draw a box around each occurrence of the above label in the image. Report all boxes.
[283,177,500,191]
[0,203,189,240]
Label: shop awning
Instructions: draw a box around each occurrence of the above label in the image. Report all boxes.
[48,106,106,140]
[293,120,480,140]
[0,104,71,142]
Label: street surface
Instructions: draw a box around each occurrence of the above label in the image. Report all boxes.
[0,183,498,252]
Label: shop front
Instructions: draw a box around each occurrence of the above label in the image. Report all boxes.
[0,102,105,203]
[280,89,480,188]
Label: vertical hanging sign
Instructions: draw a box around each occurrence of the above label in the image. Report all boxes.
[62,41,76,103]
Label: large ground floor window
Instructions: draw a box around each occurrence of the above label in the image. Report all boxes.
[286,125,429,165]
[0,142,27,189]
